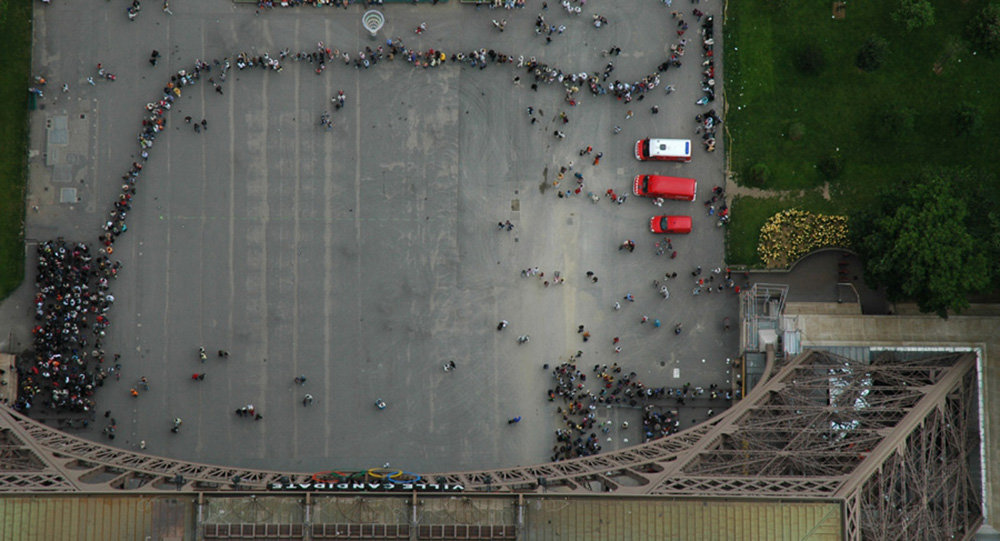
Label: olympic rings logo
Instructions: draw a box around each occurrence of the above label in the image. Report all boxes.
[311,469,423,484]
[367,468,422,484]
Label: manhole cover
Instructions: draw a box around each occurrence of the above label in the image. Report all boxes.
[511,199,520,211]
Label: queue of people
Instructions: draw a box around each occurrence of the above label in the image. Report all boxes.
[696,15,718,154]
[255,0,473,8]
[18,56,219,417]
[697,15,715,107]
[271,34,667,108]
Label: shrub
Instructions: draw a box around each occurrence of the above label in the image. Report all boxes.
[954,102,983,136]
[875,105,915,137]
[758,209,850,268]
[817,152,844,180]
[967,3,1000,55]
[793,43,827,75]
[746,163,771,187]
[856,36,889,71]
[787,122,806,141]
[892,0,935,31]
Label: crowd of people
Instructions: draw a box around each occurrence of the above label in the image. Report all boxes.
[546,360,730,460]
[16,240,121,414]
[701,183,729,225]
[642,406,678,441]
[669,264,741,297]
[547,361,735,461]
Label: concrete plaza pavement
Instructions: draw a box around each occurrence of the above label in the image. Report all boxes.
[1,0,737,473]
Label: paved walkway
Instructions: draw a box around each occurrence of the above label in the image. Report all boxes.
[1,0,736,473]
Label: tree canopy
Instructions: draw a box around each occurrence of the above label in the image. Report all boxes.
[967,3,1000,55]
[892,0,936,31]
[852,174,990,317]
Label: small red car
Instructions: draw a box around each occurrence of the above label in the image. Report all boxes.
[649,215,692,234]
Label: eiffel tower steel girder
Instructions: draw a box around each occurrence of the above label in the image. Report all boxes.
[0,350,983,540]
[839,363,983,540]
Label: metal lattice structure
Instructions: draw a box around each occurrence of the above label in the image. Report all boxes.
[739,282,788,352]
[0,349,983,540]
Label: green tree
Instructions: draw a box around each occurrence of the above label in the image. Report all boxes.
[793,43,826,75]
[817,151,844,180]
[746,163,771,187]
[892,0,935,31]
[989,212,1000,255]
[954,102,983,136]
[967,3,1000,55]
[856,36,889,71]
[852,175,989,317]
[875,105,915,138]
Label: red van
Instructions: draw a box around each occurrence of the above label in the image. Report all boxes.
[633,175,697,202]
[649,215,693,234]
[634,138,692,162]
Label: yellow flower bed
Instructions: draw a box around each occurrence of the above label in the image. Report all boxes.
[757,209,849,268]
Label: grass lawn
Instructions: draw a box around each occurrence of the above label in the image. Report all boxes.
[723,0,1000,266]
[0,0,32,300]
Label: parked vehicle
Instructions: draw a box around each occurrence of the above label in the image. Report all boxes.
[633,175,697,202]
[634,138,691,162]
[649,215,693,234]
